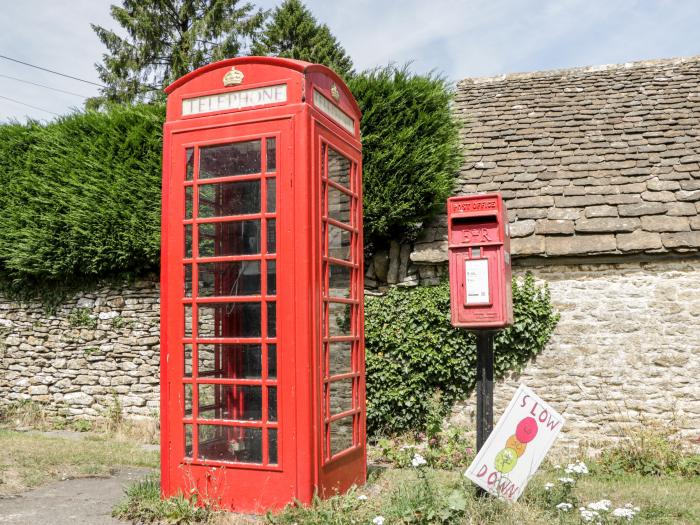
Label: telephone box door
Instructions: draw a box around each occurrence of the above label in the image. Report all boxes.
[162,118,296,511]
[313,124,366,495]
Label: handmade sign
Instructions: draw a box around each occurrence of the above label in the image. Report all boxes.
[464,385,565,501]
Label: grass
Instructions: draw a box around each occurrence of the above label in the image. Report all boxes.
[0,428,159,496]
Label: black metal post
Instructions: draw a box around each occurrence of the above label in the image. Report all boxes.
[476,330,494,452]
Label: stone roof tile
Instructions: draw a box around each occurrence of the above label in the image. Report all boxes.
[412,56,700,261]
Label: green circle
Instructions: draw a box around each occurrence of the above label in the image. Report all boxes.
[494,447,518,473]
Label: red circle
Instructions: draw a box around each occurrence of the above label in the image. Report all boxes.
[515,417,538,443]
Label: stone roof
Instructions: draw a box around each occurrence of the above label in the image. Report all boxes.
[412,56,700,263]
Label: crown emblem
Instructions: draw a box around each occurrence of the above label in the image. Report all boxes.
[223,67,244,86]
[330,83,340,102]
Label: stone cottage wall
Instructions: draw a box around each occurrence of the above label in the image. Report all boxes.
[0,278,160,419]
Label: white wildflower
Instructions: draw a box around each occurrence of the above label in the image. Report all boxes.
[556,502,573,511]
[587,499,612,512]
[612,504,640,521]
[411,453,427,468]
[357,494,368,501]
[580,509,600,522]
[558,477,575,485]
[372,517,385,525]
[554,464,561,469]
[544,482,554,491]
[565,460,589,475]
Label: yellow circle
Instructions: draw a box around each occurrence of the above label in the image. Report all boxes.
[507,435,527,457]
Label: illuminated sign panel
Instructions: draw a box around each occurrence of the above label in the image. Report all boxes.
[182,84,287,116]
[313,90,355,133]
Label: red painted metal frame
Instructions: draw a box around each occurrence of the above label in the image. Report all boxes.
[161,57,364,514]
[447,193,513,329]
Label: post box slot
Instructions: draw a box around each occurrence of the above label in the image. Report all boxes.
[451,215,498,225]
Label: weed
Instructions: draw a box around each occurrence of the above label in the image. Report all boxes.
[68,307,97,329]
[72,419,93,432]
[83,346,100,356]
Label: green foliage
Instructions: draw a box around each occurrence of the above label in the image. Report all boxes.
[251,0,354,79]
[0,105,164,297]
[91,0,265,106]
[348,66,462,248]
[68,308,98,329]
[596,423,700,477]
[364,274,559,435]
[112,476,210,524]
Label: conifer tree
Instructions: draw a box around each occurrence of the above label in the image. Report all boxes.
[91,0,265,106]
[251,0,354,79]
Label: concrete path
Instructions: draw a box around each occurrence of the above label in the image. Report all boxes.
[0,468,152,525]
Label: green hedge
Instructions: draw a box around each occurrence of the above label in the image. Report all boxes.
[0,105,164,296]
[364,274,559,436]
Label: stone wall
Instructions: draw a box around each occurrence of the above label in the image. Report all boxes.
[452,257,700,447]
[0,277,160,419]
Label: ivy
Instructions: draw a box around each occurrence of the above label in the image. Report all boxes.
[364,273,560,436]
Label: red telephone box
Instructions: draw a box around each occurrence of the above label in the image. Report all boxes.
[447,193,513,329]
[160,57,365,513]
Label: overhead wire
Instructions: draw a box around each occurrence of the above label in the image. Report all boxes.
[0,53,106,88]
[0,73,89,98]
[0,94,61,116]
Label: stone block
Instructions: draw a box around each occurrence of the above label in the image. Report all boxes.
[641,191,675,202]
[677,190,700,202]
[372,251,389,282]
[647,179,680,191]
[554,195,606,207]
[616,231,663,252]
[509,219,536,238]
[585,205,617,218]
[547,207,582,220]
[511,235,545,256]
[536,219,575,235]
[640,216,690,232]
[660,231,700,249]
[545,235,616,256]
[507,196,554,209]
[410,241,448,264]
[618,202,667,217]
[666,202,697,216]
[387,240,401,284]
[575,217,640,233]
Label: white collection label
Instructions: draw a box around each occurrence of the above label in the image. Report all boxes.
[465,259,490,305]
[313,89,355,133]
[182,84,287,116]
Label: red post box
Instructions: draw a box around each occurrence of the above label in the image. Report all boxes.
[160,57,365,513]
[447,193,513,329]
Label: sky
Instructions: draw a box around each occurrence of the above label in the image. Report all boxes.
[1,0,699,123]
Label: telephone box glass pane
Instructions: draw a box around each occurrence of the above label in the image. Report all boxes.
[184,424,193,457]
[184,383,192,417]
[328,342,352,376]
[184,305,192,337]
[197,303,261,338]
[267,302,276,338]
[268,344,277,378]
[330,417,353,456]
[328,264,351,298]
[198,180,260,217]
[328,225,351,260]
[198,425,262,463]
[184,264,192,297]
[266,138,276,173]
[266,219,276,253]
[327,186,351,224]
[185,186,193,218]
[327,149,351,188]
[198,344,262,379]
[267,260,276,295]
[184,225,192,258]
[199,140,261,179]
[329,379,353,415]
[198,261,261,296]
[268,386,277,422]
[198,221,260,257]
[266,178,276,212]
[268,428,278,464]
[185,148,194,181]
[328,302,352,337]
[198,384,262,421]
[184,344,193,377]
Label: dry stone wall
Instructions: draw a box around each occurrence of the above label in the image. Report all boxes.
[451,258,700,447]
[0,277,160,419]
